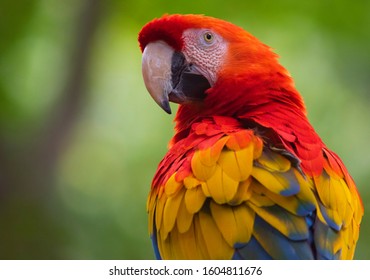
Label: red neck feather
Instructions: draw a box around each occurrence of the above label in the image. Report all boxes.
[172,63,324,176]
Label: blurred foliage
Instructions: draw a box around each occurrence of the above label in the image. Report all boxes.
[0,0,369,259]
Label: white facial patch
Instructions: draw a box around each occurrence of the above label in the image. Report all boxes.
[182,29,228,86]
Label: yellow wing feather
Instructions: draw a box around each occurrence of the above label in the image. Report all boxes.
[251,167,293,195]
[176,223,203,259]
[228,177,253,205]
[176,194,193,233]
[184,185,206,213]
[148,127,362,259]
[198,211,234,259]
[162,188,184,239]
[210,201,254,247]
[205,164,239,204]
[191,150,217,181]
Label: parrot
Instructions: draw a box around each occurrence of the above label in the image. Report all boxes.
[138,14,363,260]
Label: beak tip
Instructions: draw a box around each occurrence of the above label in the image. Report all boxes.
[141,41,174,115]
[160,100,172,114]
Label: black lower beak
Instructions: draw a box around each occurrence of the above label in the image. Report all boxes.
[169,52,211,106]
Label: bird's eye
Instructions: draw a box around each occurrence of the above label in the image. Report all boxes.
[203,31,214,43]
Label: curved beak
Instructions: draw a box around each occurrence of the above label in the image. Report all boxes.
[141,41,210,114]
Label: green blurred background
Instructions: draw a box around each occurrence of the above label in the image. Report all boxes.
[0,0,369,259]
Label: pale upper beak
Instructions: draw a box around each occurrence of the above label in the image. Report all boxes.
[142,41,173,114]
[141,41,210,114]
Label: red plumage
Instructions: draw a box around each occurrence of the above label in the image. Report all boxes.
[139,14,363,259]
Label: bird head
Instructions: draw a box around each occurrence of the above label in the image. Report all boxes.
[139,14,294,115]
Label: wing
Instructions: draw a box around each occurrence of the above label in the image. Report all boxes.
[147,117,363,259]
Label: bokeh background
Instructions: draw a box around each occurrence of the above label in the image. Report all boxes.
[0,0,369,259]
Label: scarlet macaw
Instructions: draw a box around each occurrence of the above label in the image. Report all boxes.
[138,14,363,259]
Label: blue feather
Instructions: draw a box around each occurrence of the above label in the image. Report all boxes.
[314,219,341,260]
[252,216,314,259]
[279,169,300,196]
[233,236,272,260]
[150,222,162,259]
